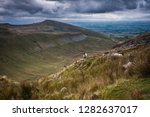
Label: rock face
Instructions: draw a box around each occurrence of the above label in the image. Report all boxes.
[113,33,150,49]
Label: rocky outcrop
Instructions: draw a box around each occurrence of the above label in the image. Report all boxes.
[113,33,150,49]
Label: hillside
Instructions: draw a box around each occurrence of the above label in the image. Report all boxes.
[0,20,115,80]
[0,33,150,100]
[34,34,150,100]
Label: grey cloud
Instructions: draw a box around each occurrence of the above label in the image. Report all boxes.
[0,0,42,16]
[0,0,65,17]
[65,0,150,13]
[0,0,150,19]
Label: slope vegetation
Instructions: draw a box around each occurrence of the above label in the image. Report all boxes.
[0,33,150,100]
[37,45,150,100]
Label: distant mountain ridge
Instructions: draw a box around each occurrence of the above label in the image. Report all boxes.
[0,20,101,37]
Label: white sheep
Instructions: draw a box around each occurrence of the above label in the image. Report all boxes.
[123,61,134,74]
[123,62,133,69]
[1,75,7,79]
[111,53,123,57]
[60,87,67,93]
[83,52,88,58]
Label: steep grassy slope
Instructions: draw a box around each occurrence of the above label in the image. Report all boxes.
[0,34,149,100]
[35,45,149,100]
[0,20,115,80]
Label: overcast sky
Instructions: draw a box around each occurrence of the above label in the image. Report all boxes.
[0,0,150,24]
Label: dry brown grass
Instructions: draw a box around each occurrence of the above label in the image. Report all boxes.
[0,76,22,100]
[133,47,150,77]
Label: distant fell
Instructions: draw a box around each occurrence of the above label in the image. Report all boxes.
[0,20,101,37]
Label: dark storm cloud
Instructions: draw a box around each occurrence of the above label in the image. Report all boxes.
[0,0,66,17]
[0,0,150,20]
[63,0,150,13]
[4,1,42,14]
